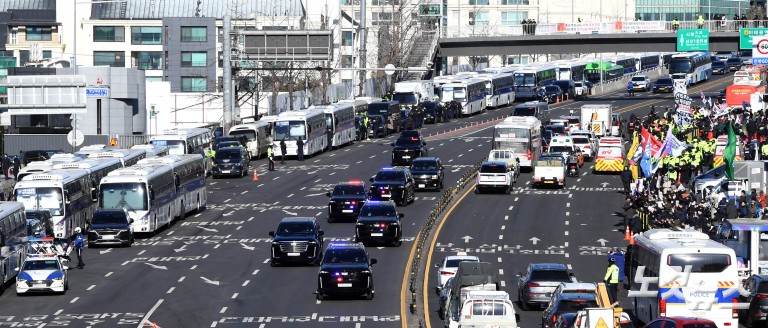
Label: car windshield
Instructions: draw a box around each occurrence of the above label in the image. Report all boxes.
[274,120,307,141]
[15,187,64,216]
[229,130,256,140]
[375,171,405,181]
[92,211,128,225]
[667,254,731,272]
[393,93,418,105]
[513,107,536,116]
[656,78,672,85]
[728,58,741,63]
[23,260,59,271]
[549,146,573,154]
[332,185,365,196]
[545,86,560,92]
[359,205,396,217]
[555,299,598,313]
[216,141,241,149]
[411,161,438,170]
[215,150,241,160]
[368,103,393,116]
[99,182,149,211]
[712,61,726,67]
[572,137,590,144]
[683,324,717,328]
[530,269,571,281]
[395,137,421,146]
[566,118,580,124]
[276,222,315,236]
[631,76,646,82]
[480,164,507,173]
[445,258,479,268]
[151,140,185,155]
[323,248,368,264]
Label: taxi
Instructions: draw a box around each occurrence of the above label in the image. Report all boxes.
[16,254,68,295]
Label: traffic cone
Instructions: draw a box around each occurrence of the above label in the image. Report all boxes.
[253,170,259,181]
[624,225,631,240]
[629,233,635,245]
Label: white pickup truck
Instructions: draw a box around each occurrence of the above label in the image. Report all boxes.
[476,161,514,194]
[455,291,519,328]
[487,150,520,182]
[573,81,588,100]
[533,155,566,188]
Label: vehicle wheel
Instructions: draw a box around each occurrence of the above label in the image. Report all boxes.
[269,260,278,267]
[506,185,512,194]
[438,181,443,191]
[392,239,402,247]
[475,187,481,194]
[178,202,185,220]
[519,293,530,311]
[327,217,334,223]
[130,234,134,246]
[196,196,202,213]
[316,292,326,301]
[365,291,374,300]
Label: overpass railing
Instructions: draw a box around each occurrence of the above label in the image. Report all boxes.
[444,20,768,38]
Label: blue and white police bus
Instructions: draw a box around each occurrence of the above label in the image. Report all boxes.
[477,73,516,108]
[669,52,712,85]
[310,102,356,149]
[440,78,487,116]
[272,109,328,158]
[137,154,207,219]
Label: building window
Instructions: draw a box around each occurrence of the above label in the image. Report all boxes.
[9,29,17,44]
[93,51,125,67]
[26,27,52,41]
[19,50,29,66]
[475,12,489,26]
[468,0,489,5]
[500,0,529,4]
[341,55,354,68]
[93,26,125,42]
[181,27,207,42]
[342,31,354,46]
[131,26,162,45]
[133,51,163,70]
[181,77,207,92]
[501,12,527,25]
[42,50,52,59]
[181,52,207,67]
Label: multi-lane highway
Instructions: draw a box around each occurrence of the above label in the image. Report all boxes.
[0,72,735,328]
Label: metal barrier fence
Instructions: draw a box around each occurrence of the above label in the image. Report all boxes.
[405,158,484,327]
[3,134,151,154]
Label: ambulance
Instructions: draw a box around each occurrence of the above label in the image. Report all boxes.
[713,135,742,167]
[594,137,624,173]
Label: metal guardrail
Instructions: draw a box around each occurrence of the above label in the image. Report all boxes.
[406,159,484,326]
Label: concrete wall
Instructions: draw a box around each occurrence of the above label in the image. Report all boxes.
[163,17,217,93]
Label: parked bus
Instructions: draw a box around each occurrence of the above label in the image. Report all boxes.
[630,229,739,328]
[669,52,712,85]
[492,116,543,168]
[513,64,557,101]
[636,52,662,71]
[609,55,638,74]
[272,109,327,158]
[137,154,207,220]
[17,153,86,182]
[53,157,124,188]
[0,202,28,287]
[88,148,147,167]
[441,78,487,116]
[131,144,170,157]
[229,121,272,159]
[310,102,356,148]
[478,73,515,108]
[584,62,625,84]
[15,169,95,239]
[554,60,588,81]
[149,128,212,156]
[99,164,175,234]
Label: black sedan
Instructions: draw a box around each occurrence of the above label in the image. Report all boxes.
[326,181,368,223]
[652,77,674,93]
[727,57,743,71]
[354,201,403,246]
[409,157,444,191]
[538,85,564,103]
[712,60,728,75]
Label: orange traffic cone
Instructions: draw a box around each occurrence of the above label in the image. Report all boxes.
[629,233,635,245]
[253,170,259,181]
[624,225,631,240]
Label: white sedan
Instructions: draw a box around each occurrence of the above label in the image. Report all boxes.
[434,252,480,292]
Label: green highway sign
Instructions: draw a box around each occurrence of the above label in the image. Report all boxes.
[740,28,768,49]
[676,29,709,51]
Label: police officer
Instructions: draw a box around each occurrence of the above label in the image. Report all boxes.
[326,127,333,152]
[362,116,369,140]
[620,167,633,194]
[604,257,620,304]
[267,144,275,171]
[296,137,304,161]
[71,227,85,269]
[280,139,287,164]
[672,17,680,31]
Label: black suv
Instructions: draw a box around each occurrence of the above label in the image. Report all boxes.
[212,147,250,178]
[269,217,324,266]
[326,181,368,223]
[369,167,416,206]
[541,293,598,328]
[420,101,444,124]
[316,242,376,300]
[88,209,134,247]
[391,130,428,166]
[354,201,403,246]
[410,157,444,191]
[739,274,768,327]
[214,136,247,150]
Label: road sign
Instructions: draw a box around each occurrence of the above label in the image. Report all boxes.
[741,27,768,49]
[85,87,109,98]
[677,29,709,51]
[753,36,768,65]
[384,64,396,76]
[67,130,84,147]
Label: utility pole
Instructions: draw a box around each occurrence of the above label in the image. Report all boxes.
[358,0,367,97]
[223,15,233,135]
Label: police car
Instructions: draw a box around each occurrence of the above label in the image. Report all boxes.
[16,253,69,295]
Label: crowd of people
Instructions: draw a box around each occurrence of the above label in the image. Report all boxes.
[619,104,768,236]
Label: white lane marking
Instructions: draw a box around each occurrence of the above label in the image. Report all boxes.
[241,190,248,194]
[211,322,218,328]
[369,155,376,158]
[248,217,254,221]
[121,260,129,266]
[231,293,239,299]
[565,242,569,247]
[566,212,570,216]
[582,172,588,176]
[566,203,570,207]
[567,264,572,270]
[87,285,96,291]
[214,244,221,249]
[287,193,294,198]
[274,176,280,180]
[565,221,569,225]
[316,299,322,305]
[167,231,175,235]
[190,265,198,270]
[514,197,519,202]
[498,235,503,240]
[525,181,530,185]
[565,231,569,236]
[105,272,113,277]
[568,194,573,198]
[220,307,228,314]
[202,254,209,259]
[498,257,502,262]
[178,276,186,283]
[242,280,250,287]
[356,160,363,164]
[499,269,504,275]
[565,253,570,258]
[252,269,259,275]
[167,287,175,294]
[501,225,506,230]
[55,309,63,315]
[137,299,165,328]
[577,178,582,182]
[329,172,336,176]
[263,258,270,264]
[137,250,146,255]
[70,297,79,303]
[500,281,506,287]
[504,215,509,220]
[315,179,322,183]
[224,198,231,203]
[236,226,242,230]
[458,154,463,157]
[508,205,514,210]
[300,187,306,190]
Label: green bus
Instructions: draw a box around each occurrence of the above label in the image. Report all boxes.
[584,62,624,84]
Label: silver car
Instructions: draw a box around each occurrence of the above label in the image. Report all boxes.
[517,263,576,310]
[434,253,480,292]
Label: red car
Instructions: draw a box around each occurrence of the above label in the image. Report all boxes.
[642,317,717,328]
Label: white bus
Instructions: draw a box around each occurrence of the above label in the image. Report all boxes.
[99,164,176,234]
[554,60,588,82]
[478,73,515,108]
[272,109,327,158]
[630,229,739,328]
[493,116,543,168]
[669,52,712,85]
[149,128,212,156]
[229,121,272,159]
[54,157,124,187]
[310,103,356,149]
[0,202,28,286]
[137,154,207,219]
[131,144,170,157]
[88,149,147,167]
[17,153,87,182]
[440,78,487,116]
[15,170,95,239]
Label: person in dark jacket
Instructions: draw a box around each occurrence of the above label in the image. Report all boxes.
[296,137,304,161]
[326,127,333,152]
[727,199,739,220]
[279,139,287,164]
[620,167,633,194]
[1,154,9,178]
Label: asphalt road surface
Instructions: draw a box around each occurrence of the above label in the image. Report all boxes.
[0,71,736,328]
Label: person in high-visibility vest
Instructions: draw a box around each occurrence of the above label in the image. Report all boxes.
[604,257,620,304]
[267,144,275,171]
